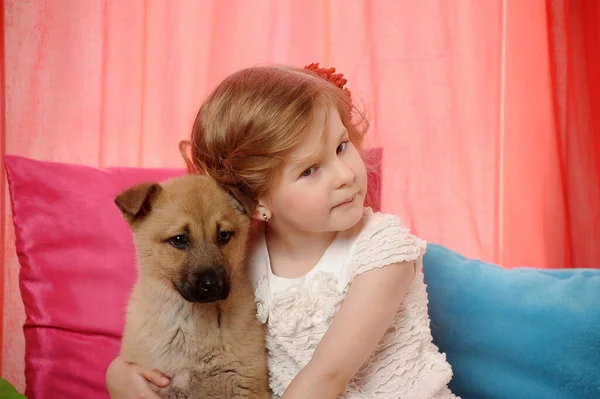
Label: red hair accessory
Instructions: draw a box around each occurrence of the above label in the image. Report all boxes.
[304,63,352,103]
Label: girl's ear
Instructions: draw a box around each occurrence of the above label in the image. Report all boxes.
[251,198,272,222]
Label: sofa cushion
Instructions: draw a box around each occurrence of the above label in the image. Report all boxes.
[424,243,600,399]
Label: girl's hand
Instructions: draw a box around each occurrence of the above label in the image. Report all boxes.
[106,355,170,399]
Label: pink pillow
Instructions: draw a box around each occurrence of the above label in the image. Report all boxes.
[4,150,381,399]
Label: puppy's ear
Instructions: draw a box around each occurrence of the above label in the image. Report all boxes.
[223,185,255,216]
[115,182,162,225]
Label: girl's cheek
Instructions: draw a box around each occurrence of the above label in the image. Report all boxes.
[278,191,301,210]
[282,191,316,213]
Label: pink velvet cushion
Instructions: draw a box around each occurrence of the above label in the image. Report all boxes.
[4,150,381,399]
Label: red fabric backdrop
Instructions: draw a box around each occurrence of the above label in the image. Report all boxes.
[546,0,600,269]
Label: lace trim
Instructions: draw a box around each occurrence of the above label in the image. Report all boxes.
[255,271,343,335]
[351,213,426,280]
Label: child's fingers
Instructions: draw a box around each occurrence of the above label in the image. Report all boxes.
[133,365,170,387]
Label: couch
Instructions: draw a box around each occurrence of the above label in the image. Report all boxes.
[4,154,600,399]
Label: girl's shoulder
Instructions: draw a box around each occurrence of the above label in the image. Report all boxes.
[353,207,420,244]
[359,207,401,227]
[344,208,427,281]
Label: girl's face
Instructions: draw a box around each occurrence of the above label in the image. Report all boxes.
[260,105,367,234]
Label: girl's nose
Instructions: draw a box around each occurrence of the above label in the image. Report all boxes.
[333,158,355,188]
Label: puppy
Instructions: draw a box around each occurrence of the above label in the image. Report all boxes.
[115,174,270,399]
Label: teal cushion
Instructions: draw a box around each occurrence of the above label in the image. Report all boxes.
[424,243,600,399]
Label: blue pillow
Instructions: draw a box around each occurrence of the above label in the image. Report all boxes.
[423,243,600,399]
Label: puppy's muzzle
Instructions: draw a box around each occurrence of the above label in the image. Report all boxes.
[178,268,230,303]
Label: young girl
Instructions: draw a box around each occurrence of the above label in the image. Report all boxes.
[106,63,458,398]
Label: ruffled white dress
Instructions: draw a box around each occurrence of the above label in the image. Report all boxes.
[249,208,458,398]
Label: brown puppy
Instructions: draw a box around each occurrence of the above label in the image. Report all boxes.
[115,174,270,399]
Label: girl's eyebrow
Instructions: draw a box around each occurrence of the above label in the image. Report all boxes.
[287,128,348,173]
[288,152,319,173]
[339,128,349,140]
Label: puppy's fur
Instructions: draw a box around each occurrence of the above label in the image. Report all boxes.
[115,175,270,398]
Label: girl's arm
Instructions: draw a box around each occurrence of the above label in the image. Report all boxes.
[106,355,170,399]
[281,260,417,399]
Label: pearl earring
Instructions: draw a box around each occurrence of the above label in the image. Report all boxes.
[263,213,269,221]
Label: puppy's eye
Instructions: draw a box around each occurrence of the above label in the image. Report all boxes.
[217,230,233,245]
[168,234,189,250]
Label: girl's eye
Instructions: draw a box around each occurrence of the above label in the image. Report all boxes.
[336,141,348,154]
[301,166,317,178]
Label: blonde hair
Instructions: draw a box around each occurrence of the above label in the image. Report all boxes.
[180,65,369,206]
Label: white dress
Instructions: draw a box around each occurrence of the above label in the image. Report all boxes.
[249,208,458,398]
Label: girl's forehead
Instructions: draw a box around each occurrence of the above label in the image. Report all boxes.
[287,106,344,161]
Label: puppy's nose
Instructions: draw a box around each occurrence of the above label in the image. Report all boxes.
[197,269,224,295]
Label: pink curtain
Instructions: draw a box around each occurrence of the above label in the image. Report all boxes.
[1,0,598,390]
